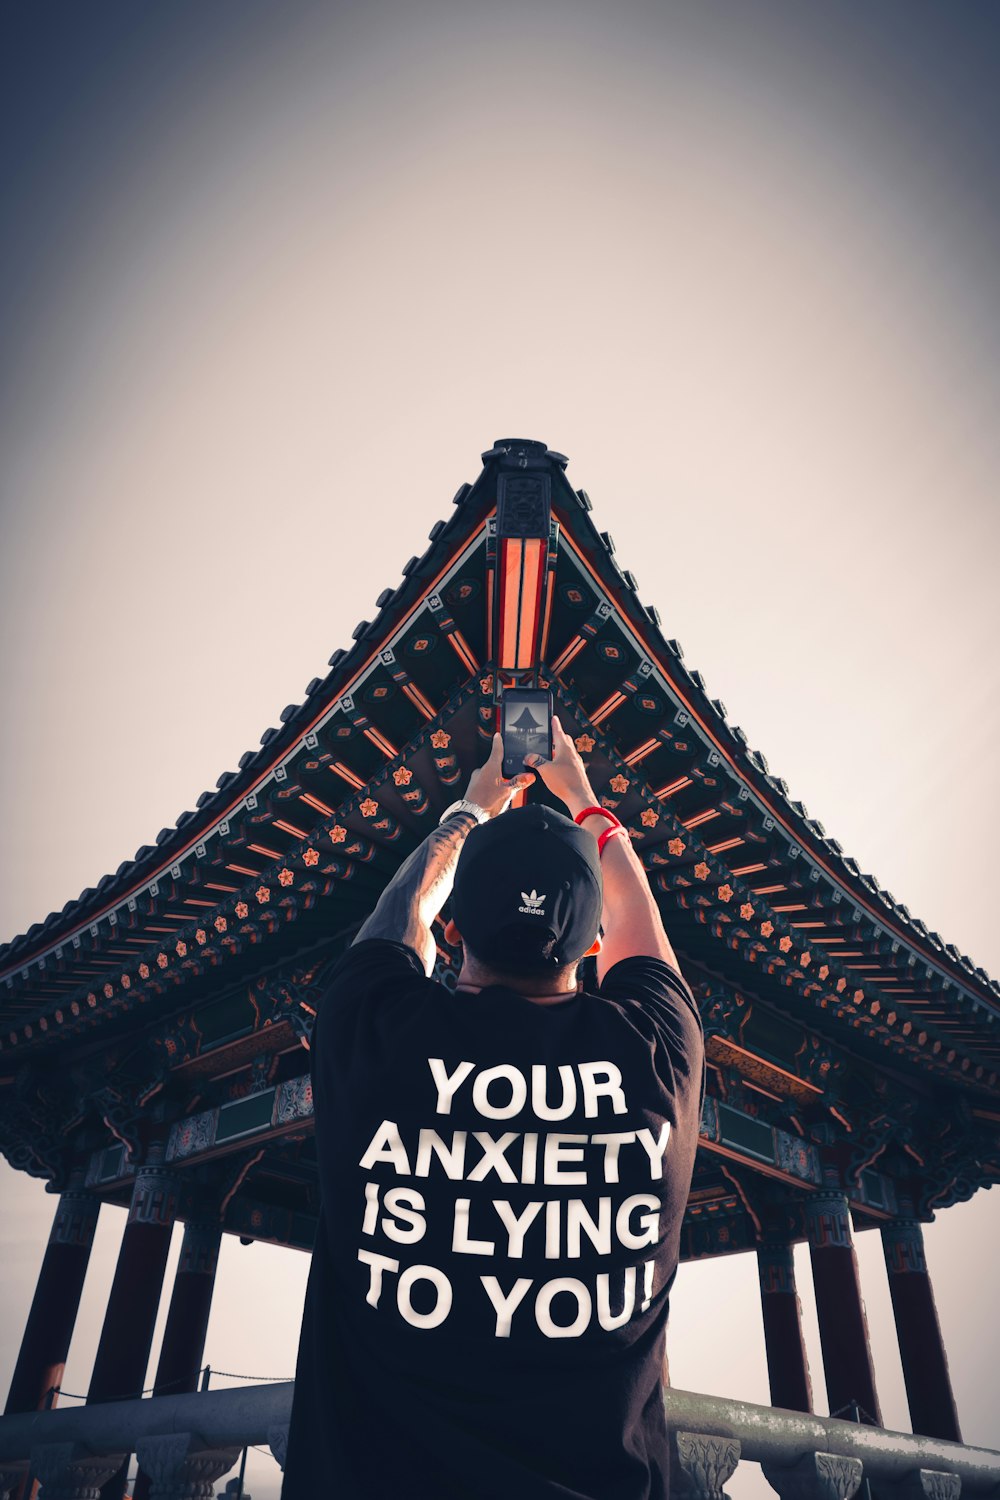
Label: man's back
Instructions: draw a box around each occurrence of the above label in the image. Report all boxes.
[281,938,705,1500]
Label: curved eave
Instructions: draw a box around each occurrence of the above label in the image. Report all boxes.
[0,471,495,980]
[2,439,997,1084]
[553,496,1000,1018]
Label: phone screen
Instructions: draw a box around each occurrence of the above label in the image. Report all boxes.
[501,689,553,778]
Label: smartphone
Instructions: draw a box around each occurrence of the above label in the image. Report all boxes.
[501,688,553,779]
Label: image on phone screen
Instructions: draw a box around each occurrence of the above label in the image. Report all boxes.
[502,691,552,778]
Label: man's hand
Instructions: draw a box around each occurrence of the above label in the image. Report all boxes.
[529,717,679,982]
[524,717,598,818]
[465,732,533,817]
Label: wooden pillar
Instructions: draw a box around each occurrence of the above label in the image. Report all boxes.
[131,1221,223,1500]
[881,1219,961,1442]
[147,1219,221,1397]
[804,1192,882,1425]
[5,1186,100,1416]
[87,1148,179,1500]
[757,1239,814,1413]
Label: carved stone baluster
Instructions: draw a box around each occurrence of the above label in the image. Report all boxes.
[671,1432,741,1500]
[881,1470,961,1500]
[134,1435,240,1500]
[31,1443,126,1500]
[267,1425,289,1473]
[763,1450,864,1500]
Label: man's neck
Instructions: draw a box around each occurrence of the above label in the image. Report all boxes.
[455,964,581,1005]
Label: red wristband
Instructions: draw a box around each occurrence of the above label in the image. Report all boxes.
[573,805,622,829]
[597,825,628,857]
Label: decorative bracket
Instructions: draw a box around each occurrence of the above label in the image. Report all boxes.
[762,1451,864,1500]
[671,1431,741,1500]
[135,1433,240,1500]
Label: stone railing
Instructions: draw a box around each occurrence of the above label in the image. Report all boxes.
[0,1383,997,1499]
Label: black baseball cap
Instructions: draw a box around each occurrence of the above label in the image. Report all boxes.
[451,804,603,969]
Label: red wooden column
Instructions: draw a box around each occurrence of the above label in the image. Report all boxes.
[87,1146,180,1500]
[804,1191,882,1425]
[131,1219,223,1500]
[147,1218,222,1396]
[881,1218,961,1441]
[757,1238,814,1413]
[4,1184,100,1415]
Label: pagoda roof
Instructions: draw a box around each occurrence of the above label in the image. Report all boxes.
[2,438,999,1098]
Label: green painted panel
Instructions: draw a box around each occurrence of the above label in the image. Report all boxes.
[216,1088,275,1143]
[718,1103,774,1163]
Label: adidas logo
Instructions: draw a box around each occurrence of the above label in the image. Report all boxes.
[518,889,546,916]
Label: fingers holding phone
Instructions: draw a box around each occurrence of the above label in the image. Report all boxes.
[524,716,597,814]
[465,732,533,817]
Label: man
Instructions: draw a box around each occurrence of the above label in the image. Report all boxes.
[282,719,705,1499]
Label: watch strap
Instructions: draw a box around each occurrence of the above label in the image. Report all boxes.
[438,799,490,827]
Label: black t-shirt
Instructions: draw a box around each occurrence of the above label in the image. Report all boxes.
[282,940,705,1500]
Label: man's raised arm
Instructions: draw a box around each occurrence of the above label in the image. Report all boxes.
[354,734,531,974]
[526,719,680,984]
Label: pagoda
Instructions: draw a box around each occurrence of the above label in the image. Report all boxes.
[2,439,998,1500]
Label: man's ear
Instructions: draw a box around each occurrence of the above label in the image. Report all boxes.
[444,918,463,947]
[583,934,602,958]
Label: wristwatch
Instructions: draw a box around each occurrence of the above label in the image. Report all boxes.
[438,799,490,826]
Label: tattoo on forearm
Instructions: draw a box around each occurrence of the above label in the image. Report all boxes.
[354,813,478,951]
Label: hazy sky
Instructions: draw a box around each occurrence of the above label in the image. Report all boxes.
[2,3,999,1495]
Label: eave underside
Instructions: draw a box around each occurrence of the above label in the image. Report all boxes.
[2,440,998,1228]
